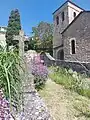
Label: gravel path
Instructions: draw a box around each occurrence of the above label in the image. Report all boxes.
[39,79,90,120]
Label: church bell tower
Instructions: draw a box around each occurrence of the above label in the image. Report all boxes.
[53,0,83,59]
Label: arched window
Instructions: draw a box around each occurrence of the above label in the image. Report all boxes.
[71,40,75,54]
[73,12,76,18]
[56,16,59,25]
[62,12,65,21]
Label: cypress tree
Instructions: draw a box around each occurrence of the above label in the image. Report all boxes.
[6,9,21,49]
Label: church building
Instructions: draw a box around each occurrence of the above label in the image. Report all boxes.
[53,0,90,63]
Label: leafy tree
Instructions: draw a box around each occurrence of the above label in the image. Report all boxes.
[29,21,53,55]
[32,21,53,40]
[6,9,21,49]
[28,37,41,51]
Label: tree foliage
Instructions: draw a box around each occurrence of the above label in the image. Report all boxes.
[28,21,53,55]
[6,9,21,48]
[32,21,53,40]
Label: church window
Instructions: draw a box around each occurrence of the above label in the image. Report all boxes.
[71,40,75,54]
[56,16,59,25]
[73,12,76,18]
[62,12,65,21]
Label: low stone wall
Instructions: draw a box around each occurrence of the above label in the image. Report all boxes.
[55,60,90,74]
[22,52,51,120]
[42,54,90,75]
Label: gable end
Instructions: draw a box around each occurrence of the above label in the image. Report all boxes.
[53,0,84,15]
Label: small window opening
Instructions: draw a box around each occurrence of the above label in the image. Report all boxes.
[62,12,65,21]
[56,16,59,25]
[73,12,76,18]
[71,40,75,54]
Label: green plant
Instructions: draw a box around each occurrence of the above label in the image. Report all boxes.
[49,67,74,89]
[29,21,53,55]
[73,100,90,118]
[6,9,21,49]
[49,66,90,98]
[0,46,22,110]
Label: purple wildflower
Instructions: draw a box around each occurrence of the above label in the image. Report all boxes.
[31,55,48,89]
[32,55,48,78]
[0,89,11,120]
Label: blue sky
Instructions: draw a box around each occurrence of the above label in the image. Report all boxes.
[0,0,90,36]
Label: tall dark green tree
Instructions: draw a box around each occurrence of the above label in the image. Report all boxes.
[6,9,21,49]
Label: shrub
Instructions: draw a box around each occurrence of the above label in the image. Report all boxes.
[0,46,22,111]
[32,55,48,90]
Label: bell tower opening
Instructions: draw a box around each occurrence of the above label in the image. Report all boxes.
[56,16,59,25]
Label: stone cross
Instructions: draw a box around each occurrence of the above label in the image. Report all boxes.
[13,30,35,92]
[13,30,26,58]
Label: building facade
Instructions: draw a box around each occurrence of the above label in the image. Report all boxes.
[53,0,90,62]
[0,26,7,47]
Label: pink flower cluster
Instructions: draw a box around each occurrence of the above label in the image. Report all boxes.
[0,90,11,120]
[32,55,48,80]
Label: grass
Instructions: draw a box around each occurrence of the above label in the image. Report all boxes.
[39,79,90,120]
[49,68,73,89]
[0,46,22,111]
[49,66,90,98]
[73,100,90,118]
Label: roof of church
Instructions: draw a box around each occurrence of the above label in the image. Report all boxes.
[61,11,90,34]
[53,0,85,14]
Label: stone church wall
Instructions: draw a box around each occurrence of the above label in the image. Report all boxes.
[63,12,90,62]
[53,6,69,48]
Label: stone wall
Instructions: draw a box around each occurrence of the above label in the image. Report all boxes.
[22,51,51,120]
[40,52,55,66]
[63,11,90,62]
[68,2,83,24]
[41,53,90,75]
[55,60,90,75]
[53,3,69,59]
[53,1,83,59]
[53,4,69,48]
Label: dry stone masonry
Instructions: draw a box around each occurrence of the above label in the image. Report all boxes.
[13,31,51,120]
[23,51,51,120]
